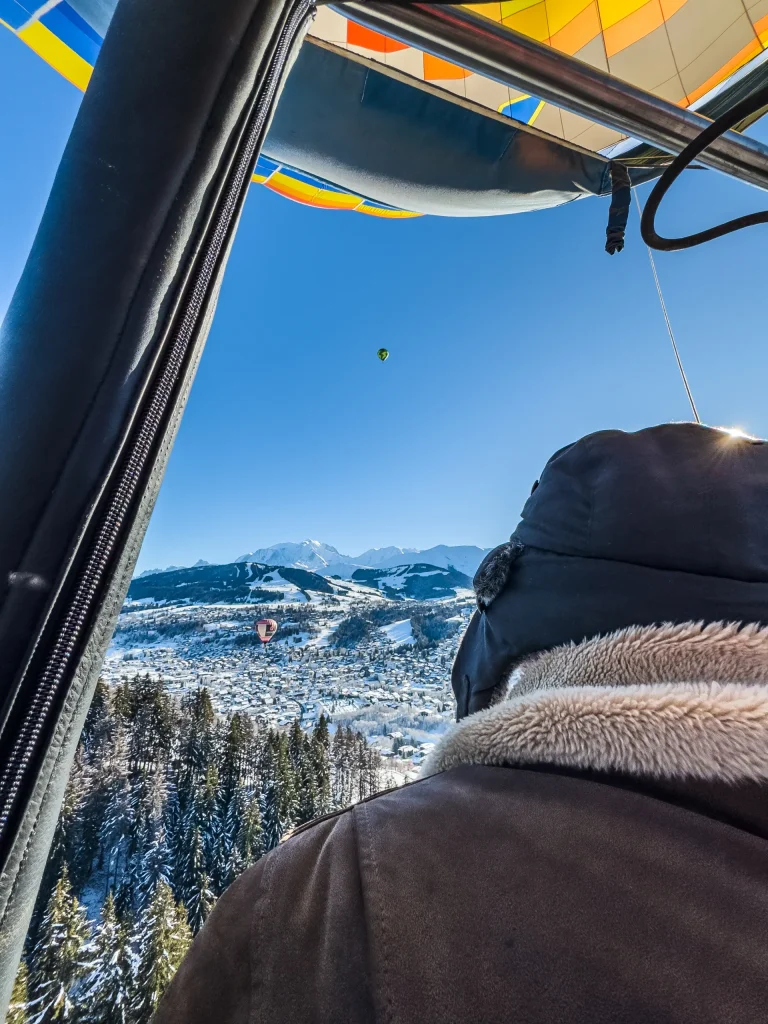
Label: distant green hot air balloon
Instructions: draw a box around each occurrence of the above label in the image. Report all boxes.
[377,348,389,362]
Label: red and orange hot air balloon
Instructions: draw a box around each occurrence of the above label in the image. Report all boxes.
[254,618,278,645]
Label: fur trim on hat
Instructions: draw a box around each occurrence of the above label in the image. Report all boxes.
[473,538,524,609]
[423,622,768,783]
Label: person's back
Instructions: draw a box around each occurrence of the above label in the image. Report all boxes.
[153,423,768,1023]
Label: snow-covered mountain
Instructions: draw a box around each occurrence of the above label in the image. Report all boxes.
[234,540,348,575]
[137,541,491,582]
[353,546,419,568]
[230,540,490,579]
[359,545,489,578]
[137,559,210,578]
[136,564,185,578]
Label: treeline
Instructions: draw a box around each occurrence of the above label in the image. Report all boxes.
[410,612,459,650]
[333,603,461,650]
[8,676,383,1023]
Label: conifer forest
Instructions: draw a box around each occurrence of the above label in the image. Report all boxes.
[7,676,385,1023]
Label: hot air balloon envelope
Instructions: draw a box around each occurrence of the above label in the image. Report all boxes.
[10,0,768,220]
[377,348,389,362]
[255,618,278,643]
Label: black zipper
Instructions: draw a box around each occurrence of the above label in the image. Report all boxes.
[0,0,313,846]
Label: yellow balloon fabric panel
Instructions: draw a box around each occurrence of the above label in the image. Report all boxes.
[3,0,768,216]
[311,0,768,152]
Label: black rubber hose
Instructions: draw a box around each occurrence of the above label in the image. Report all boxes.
[641,81,768,251]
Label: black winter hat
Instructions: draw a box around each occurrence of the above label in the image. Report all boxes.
[453,423,768,720]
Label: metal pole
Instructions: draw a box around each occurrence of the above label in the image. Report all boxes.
[334,2,768,191]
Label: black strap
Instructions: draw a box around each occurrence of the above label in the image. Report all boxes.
[605,161,632,254]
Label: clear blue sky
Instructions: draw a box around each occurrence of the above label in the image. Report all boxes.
[2,28,768,573]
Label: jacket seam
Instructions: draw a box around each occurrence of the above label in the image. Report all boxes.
[249,845,277,1024]
[350,806,377,1024]
[358,800,395,1024]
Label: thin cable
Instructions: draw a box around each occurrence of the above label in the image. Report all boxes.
[633,189,701,424]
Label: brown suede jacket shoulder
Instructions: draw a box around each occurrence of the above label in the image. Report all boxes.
[153,623,768,1024]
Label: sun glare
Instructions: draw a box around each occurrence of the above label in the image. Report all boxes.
[718,426,758,441]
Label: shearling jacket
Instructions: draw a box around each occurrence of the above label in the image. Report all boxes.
[152,622,768,1024]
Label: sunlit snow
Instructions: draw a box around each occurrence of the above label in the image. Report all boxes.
[382,619,415,645]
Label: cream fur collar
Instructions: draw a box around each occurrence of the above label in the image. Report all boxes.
[422,622,768,784]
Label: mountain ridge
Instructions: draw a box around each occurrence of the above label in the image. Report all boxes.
[127,559,473,605]
[139,540,490,580]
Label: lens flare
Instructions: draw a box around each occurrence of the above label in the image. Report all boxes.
[718,426,758,441]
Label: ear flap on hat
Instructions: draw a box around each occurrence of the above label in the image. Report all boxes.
[473,537,524,610]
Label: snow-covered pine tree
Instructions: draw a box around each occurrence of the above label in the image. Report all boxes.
[98,728,134,894]
[130,882,191,1024]
[178,818,208,924]
[143,763,169,828]
[128,676,173,773]
[161,785,184,902]
[198,763,219,823]
[309,730,332,816]
[184,871,216,934]
[254,728,273,790]
[111,679,132,727]
[79,893,134,1024]
[219,713,254,804]
[331,727,354,808]
[78,720,118,880]
[222,791,244,885]
[112,875,135,926]
[295,737,320,826]
[233,792,263,871]
[178,815,204,905]
[287,719,304,773]
[354,733,369,802]
[197,765,226,889]
[177,689,215,805]
[260,779,283,853]
[81,679,112,756]
[28,867,91,1024]
[7,958,29,1024]
[206,794,236,894]
[313,714,330,752]
[261,732,298,851]
[175,780,220,931]
[364,746,382,800]
[135,823,172,913]
[119,819,148,921]
[122,763,170,914]
[276,734,298,825]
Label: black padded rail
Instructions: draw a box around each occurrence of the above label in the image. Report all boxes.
[0,0,303,1011]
